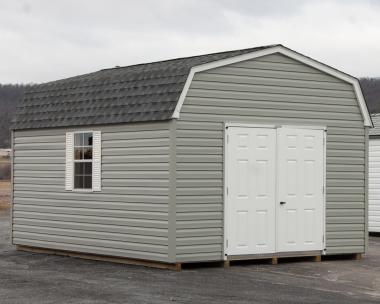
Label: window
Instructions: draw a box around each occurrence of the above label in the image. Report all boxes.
[74,132,93,189]
[65,130,101,191]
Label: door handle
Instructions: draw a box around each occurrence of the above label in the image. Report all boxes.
[280,201,286,205]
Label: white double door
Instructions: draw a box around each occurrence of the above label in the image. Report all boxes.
[226,126,324,256]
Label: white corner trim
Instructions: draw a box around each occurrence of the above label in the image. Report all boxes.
[171,45,372,127]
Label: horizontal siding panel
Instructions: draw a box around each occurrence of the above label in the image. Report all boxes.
[195,72,352,91]
[176,244,222,255]
[327,150,364,158]
[186,88,358,107]
[15,142,65,150]
[14,218,168,237]
[13,238,169,262]
[177,163,222,171]
[176,196,222,204]
[190,80,356,99]
[14,170,64,178]
[327,127,365,136]
[14,197,168,212]
[177,204,222,213]
[177,138,222,147]
[325,246,364,255]
[179,113,363,128]
[177,121,222,131]
[327,231,363,239]
[326,157,364,165]
[103,171,169,179]
[102,138,170,148]
[14,191,169,203]
[176,253,222,263]
[177,179,223,188]
[176,211,222,221]
[177,146,223,155]
[177,171,222,179]
[15,122,170,137]
[326,239,364,247]
[326,217,364,224]
[103,163,169,171]
[206,66,343,83]
[176,220,222,229]
[102,155,169,163]
[15,150,65,157]
[102,130,169,141]
[14,225,168,246]
[102,146,169,156]
[13,204,168,221]
[14,211,168,229]
[177,188,221,196]
[176,228,223,237]
[326,202,364,209]
[13,232,168,254]
[185,97,359,114]
[177,155,223,163]
[326,187,364,195]
[327,172,364,179]
[176,236,223,246]
[326,224,365,231]
[15,157,64,164]
[326,209,365,217]
[182,105,362,121]
[15,135,65,144]
[14,231,167,254]
[14,184,169,196]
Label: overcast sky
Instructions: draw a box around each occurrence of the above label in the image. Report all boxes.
[1,0,380,83]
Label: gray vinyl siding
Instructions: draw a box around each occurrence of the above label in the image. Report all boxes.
[175,53,366,262]
[12,121,173,262]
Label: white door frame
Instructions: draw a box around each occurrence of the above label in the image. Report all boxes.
[223,123,327,259]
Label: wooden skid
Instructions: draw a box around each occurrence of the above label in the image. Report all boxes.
[17,245,181,271]
[226,254,322,267]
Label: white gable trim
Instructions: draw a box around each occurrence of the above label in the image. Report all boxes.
[171,45,372,127]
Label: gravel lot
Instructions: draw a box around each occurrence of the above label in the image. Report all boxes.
[1,207,380,303]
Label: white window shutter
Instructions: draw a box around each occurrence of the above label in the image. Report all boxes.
[92,131,102,191]
[65,132,74,190]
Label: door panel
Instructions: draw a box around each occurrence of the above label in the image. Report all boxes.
[226,127,276,255]
[277,128,324,252]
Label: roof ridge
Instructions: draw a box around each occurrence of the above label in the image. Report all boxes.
[99,44,280,72]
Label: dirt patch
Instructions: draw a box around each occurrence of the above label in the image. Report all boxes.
[0,180,10,210]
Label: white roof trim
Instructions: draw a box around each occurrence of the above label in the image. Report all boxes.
[171,45,372,127]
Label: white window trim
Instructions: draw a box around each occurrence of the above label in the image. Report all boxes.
[72,130,95,192]
[171,45,372,127]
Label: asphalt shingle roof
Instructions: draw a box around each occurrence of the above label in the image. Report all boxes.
[12,45,276,130]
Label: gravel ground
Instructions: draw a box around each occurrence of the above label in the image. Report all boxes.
[0,208,379,304]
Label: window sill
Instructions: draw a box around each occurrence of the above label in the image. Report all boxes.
[70,189,95,193]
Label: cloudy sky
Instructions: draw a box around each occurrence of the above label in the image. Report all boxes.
[1,0,380,83]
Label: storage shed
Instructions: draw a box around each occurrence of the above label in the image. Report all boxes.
[369,113,380,233]
[11,44,372,269]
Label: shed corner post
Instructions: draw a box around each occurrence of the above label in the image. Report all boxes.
[168,119,178,263]
[10,129,14,245]
[365,126,369,254]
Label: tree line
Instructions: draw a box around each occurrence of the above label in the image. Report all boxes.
[0,79,380,148]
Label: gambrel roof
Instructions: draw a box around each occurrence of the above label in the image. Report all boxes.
[12,44,372,130]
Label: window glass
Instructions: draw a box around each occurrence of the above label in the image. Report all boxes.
[74,132,93,190]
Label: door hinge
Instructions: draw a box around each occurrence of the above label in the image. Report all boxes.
[226,239,228,248]
[226,187,229,195]
[227,134,229,144]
